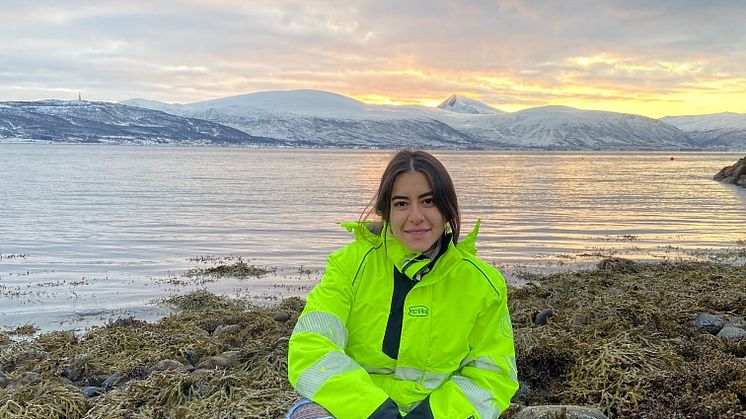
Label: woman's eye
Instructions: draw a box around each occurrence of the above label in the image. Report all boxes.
[393,201,407,208]
[422,197,434,206]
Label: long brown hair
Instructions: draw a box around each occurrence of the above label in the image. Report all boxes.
[362,149,461,243]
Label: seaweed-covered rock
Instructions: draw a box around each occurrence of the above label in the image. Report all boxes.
[597,257,640,273]
[509,261,746,418]
[149,359,184,373]
[63,354,92,382]
[196,350,241,369]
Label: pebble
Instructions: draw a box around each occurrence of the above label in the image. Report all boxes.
[716,326,746,340]
[149,359,184,373]
[693,312,725,335]
[183,347,200,366]
[0,371,11,388]
[196,350,241,370]
[212,324,241,338]
[63,354,92,382]
[274,312,291,323]
[102,372,125,390]
[533,308,554,326]
[20,371,41,385]
[82,386,106,397]
[513,405,609,419]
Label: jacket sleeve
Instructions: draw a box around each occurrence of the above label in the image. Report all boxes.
[288,249,396,418]
[408,281,519,419]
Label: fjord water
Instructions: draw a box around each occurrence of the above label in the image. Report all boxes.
[1,145,745,331]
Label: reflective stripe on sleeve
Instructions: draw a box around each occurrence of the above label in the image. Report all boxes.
[452,375,500,419]
[363,366,394,375]
[292,311,348,348]
[296,350,362,398]
[465,356,504,374]
[394,367,450,390]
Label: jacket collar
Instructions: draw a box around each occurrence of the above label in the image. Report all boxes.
[339,220,482,280]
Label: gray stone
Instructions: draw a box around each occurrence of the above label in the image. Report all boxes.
[212,324,241,337]
[196,350,241,370]
[0,371,11,388]
[533,308,554,326]
[724,316,746,330]
[63,354,92,382]
[102,372,126,389]
[149,359,184,373]
[514,380,532,404]
[274,312,291,323]
[20,371,42,385]
[82,386,106,397]
[693,312,725,335]
[717,326,746,339]
[513,405,609,419]
[183,347,200,366]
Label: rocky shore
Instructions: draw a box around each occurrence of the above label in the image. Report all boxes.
[714,155,746,188]
[1,259,745,418]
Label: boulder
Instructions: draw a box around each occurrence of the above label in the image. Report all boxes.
[714,155,746,188]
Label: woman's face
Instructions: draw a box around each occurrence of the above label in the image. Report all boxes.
[389,170,446,253]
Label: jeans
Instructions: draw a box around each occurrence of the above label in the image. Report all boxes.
[285,397,335,419]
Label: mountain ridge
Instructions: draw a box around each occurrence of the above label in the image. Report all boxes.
[3,91,744,150]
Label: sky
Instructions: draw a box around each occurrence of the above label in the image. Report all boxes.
[1,0,745,118]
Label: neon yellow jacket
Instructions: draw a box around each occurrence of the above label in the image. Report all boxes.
[287,221,518,418]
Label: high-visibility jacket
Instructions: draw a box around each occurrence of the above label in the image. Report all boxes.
[287,221,518,418]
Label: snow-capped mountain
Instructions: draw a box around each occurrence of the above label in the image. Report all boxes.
[437,94,504,114]
[435,105,694,150]
[661,113,746,150]
[0,100,273,145]
[123,90,700,150]
[124,91,487,149]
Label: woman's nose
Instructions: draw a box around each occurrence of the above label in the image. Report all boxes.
[409,204,425,222]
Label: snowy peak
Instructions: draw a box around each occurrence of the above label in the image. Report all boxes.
[660,112,746,149]
[186,89,372,118]
[661,112,746,131]
[437,94,503,114]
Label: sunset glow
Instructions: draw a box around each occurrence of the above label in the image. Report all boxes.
[1,1,744,118]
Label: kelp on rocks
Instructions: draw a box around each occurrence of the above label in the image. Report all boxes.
[509,261,746,418]
[1,292,303,419]
[1,261,744,418]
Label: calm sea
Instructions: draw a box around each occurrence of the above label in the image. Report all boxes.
[1,145,745,331]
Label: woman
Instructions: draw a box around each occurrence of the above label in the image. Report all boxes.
[287,150,518,418]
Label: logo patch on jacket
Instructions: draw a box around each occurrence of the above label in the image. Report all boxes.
[407,305,429,318]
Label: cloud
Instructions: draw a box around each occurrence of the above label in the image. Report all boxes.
[0,0,744,115]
